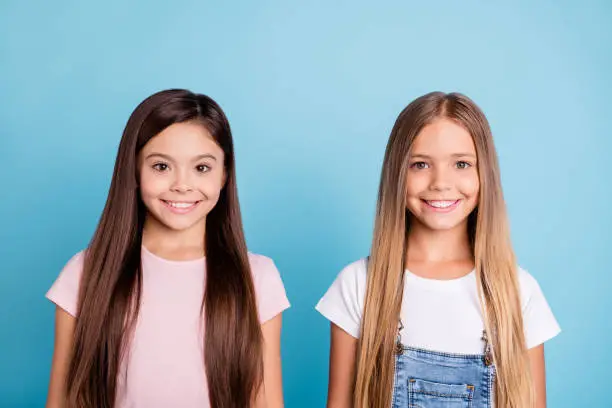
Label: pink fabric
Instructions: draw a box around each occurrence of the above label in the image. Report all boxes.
[46,246,290,408]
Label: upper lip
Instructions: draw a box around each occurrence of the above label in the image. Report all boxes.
[161,199,201,203]
[422,199,460,201]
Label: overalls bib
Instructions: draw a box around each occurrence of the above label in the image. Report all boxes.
[391,321,496,408]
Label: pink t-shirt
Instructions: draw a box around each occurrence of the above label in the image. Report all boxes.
[46,246,291,408]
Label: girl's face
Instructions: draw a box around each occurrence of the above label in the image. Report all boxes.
[138,121,226,234]
[405,118,480,233]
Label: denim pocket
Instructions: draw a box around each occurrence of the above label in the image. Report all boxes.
[408,378,474,408]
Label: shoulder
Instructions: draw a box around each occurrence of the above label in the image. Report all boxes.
[58,250,87,283]
[246,251,287,290]
[246,252,290,322]
[46,250,87,317]
[247,251,274,264]
[67,250,86,266]
[516,266,543,302]
[247,252,280,277]
[323,257,369,301]
[338,257,369,283]
[515,265,561,347]
[314,257,369,338]
[517,265,537,286]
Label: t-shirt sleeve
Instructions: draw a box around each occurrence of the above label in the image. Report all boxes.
[46,251,85,317]
[315,259,367,339]
[251,254,291,324]
[519,268,561,349]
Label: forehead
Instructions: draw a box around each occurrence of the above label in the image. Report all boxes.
[141,122,223,159]
[411,118,475,156]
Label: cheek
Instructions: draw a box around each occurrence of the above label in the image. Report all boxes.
[459,172,480,198]
[139,172,168,199]
[405,174,428,197]
[199,172,226,198]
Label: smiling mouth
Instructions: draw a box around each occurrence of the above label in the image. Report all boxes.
[161,200,202,213]
[422,199,461,212]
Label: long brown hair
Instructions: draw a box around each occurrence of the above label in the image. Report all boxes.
[67,89,263,407]
[355,92,534,408]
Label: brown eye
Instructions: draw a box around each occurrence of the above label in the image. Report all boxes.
[152,163,169,172]
[456,161,471,169]
[411,162,429,170]
[196,164,211,173]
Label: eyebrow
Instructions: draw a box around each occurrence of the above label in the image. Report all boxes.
[410,153,477,159]
[145,153,218,162]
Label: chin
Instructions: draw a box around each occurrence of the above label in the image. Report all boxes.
[427,223,463,231]
[417,217,466,232]
[151,213,203,232]
[167,223,197,232]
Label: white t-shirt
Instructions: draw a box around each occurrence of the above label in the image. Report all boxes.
[316,258,560,354]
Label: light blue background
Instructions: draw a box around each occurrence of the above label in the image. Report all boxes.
[1,1,610,406]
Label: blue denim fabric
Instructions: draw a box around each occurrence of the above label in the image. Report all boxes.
[391,346,495,408]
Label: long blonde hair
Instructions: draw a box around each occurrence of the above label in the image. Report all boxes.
[355,92,534,408]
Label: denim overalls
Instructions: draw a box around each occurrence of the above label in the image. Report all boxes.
[391,320,496,408]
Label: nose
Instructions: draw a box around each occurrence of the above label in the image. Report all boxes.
[170,169,193,193]
[430,166,451,191]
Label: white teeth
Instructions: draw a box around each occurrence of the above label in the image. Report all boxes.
[166,201,196,208]
[427,200,457,208]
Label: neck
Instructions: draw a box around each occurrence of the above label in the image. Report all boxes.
[406,221,472,263]
[142,214,206,258]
